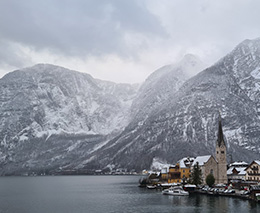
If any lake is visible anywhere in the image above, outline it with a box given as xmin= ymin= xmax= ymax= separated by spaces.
xmin=0 ymin=175 xmax=259 ymax=213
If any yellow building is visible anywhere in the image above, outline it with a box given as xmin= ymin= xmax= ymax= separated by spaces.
xmin=160 ymin=157 xmax=194 ymax=184
xmin=178 ymin=157 xmax=194 ymax=182
xmin=180 ymin=167 xmax=190 ymax=180
xmin=168 ymin=164 xmax=181 ymax=183
xmin=160 ymin=167 xmax=169 ymax=181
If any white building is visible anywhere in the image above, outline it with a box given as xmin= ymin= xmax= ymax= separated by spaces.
xmin=245 ymin=160 xmax=260 ymax=182
xmin=227 ymin=161 xmax=248 ymax=182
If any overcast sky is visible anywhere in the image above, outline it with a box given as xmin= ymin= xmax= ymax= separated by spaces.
xmin=0 ymin=0 xmax=260 ymax=83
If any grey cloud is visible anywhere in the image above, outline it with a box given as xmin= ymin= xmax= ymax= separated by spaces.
xmin=0 ymin=0 xmax=166 ymax=58
xmin=0 ymin=40 xmax=31 ymax=68
xmin=1 ymin=0 xmax=260 ymax=83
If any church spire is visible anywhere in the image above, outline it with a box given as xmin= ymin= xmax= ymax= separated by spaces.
xmin=215 ymin=111 xmax=227 ymax=184
xmin=217 ymin=112 xmax=225 ymax=147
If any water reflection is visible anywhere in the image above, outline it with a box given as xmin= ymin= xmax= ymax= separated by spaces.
xmin=0 ymin=176 xmax=259 ymax=213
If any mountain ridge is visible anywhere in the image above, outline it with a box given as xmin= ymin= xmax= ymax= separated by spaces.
xmin=0 ymin=64 xmax=139 ymax=175
xmin=82 ymin=38 xmax=260 ymax=171
xmin=1 ymin=38 xmax=260 ymax=175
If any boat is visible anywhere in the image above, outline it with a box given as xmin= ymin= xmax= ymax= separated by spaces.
xmin=159 ymin=182 xmax=179 ymax=189
xmin=162 ymin=186 xmax=189 ymax=196
xmin=146 ymin=185 xmax=157 ymax=189
xmin=183 ymin=184 xmax=196 ymax=193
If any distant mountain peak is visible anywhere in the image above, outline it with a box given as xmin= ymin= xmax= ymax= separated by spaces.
xmin=180 ymin=54 xmax=202 ymax=64
xmin=232 ymin=37 xmax=260 ymax=56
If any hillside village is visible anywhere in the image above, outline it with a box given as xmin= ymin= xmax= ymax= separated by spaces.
xmin=143 ymin=115 xmax=260 ymax=188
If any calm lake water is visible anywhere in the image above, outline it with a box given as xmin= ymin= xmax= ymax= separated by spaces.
xmin=0 ymin=175 xmax=259 ymax=213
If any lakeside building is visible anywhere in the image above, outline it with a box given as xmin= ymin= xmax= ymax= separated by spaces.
xmin=191 ymin=155 xmax=218 ymax=184
xmin=168 ymin=164 xmax=181 ymax=183
xmin=227 ymin=161 xmax=248 ymax=182
xmin=160 ymin=157 xmax=194 ymax=184
xmin=215 ymin=115 xmax=228 ymax=184
xmin=245 ymin=160 xmax=260 ymax=182
xmin=178 ymin=157 xmax=195 ymax=182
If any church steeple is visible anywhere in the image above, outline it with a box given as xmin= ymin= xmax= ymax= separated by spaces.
xmin=217 ymin=113 xmax=225 ymax=147
xmin=215 ymin=111 xmax=227 ymax=184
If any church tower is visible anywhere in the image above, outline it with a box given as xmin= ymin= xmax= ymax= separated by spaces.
xmin=215 ymin=114 xmax=228 ymax=184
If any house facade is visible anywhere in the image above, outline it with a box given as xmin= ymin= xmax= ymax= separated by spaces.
xmin=245 ymin=160 xmax=260 ymax=182
xmin=160 ymin=157 xmax=194 ymax=184
xmin=168 ymin=164 xmax=181 ymax=183
xmin=178 ymin=157 xmax=194 ymax=182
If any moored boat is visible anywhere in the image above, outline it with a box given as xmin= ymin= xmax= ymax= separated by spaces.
xmin=146 ymin=185 xmax=157 ymax=189
xmin=162 ymin=186 xmax=189 ymax=196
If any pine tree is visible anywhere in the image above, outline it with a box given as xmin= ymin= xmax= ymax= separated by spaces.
xmin=206 ymin=173 xmax=215 ymax=187
xmin=191 ymin=162 xmax=202 ymax=185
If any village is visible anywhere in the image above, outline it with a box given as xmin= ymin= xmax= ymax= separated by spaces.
xmin=139 ymin=116 xmax=260 ymax=202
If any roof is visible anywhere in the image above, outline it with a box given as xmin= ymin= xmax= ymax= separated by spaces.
xmin=227 ymin=166 xmax=247 ymax=175
xmin=245 ymin=160 xmax=260 ymax=171
xmin=216 ymin=114 xmax=225 ymax=147
xmin=192 ymin=155 xmax=212 ymax=166
xmin=230 ymin=161 xmax=248 ymax=167
xmin=255 ymin=160 xmax=260 ymax=165
xmin=178 ymin=157 xmax=195 ymax=168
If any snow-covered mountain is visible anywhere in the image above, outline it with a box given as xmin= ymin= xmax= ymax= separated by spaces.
xmin=83 ymin=38 xmax=260 ymax=172
xmin=1 ymin=38 xmax=260 ymax=175
xmin=0 ymin=64 xmax=138 ymax=175
xmin=130 ymin=54 xmax=206 ymax=121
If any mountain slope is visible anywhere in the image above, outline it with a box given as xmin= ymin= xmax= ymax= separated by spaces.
xmin=84 ymin=38 xmax=260 ymax=171
xmin=130 ymin=54 xmax=206 ymax=121
xmin=0 ymin=64 xmax=138 ymax=175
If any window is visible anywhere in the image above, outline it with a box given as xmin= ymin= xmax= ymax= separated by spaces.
xmin=221 ymin=151 xmax=224 ymax=154
xmin=183 ymin=170 xmax=185 ymax=173
xmin=210 ymin=169 xmax=213 ymax=174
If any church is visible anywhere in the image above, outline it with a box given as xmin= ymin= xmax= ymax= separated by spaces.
xmin=192 ymin=115 xmax=228 ymax=184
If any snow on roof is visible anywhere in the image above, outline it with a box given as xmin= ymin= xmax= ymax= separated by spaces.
xmin=178 ymin=157 xmax=195 ymax=168
xmin=161 ymin=168 xmax=168 ymax=174
xmin=227 ymin=166 xmax=247 ymax=175
xmin=255 ymin=160 xmax=260 ymax=165
xmin=192 ymin=155 xmax=212 ymax=166
xmin=179 ymin=160 xmax=186 ymax=168
xmin=230 ymin=161 xmax=248 ymax=166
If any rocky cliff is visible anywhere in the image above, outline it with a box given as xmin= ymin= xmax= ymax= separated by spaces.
xmin=83 ymin=38 xmax=260 ymax=171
